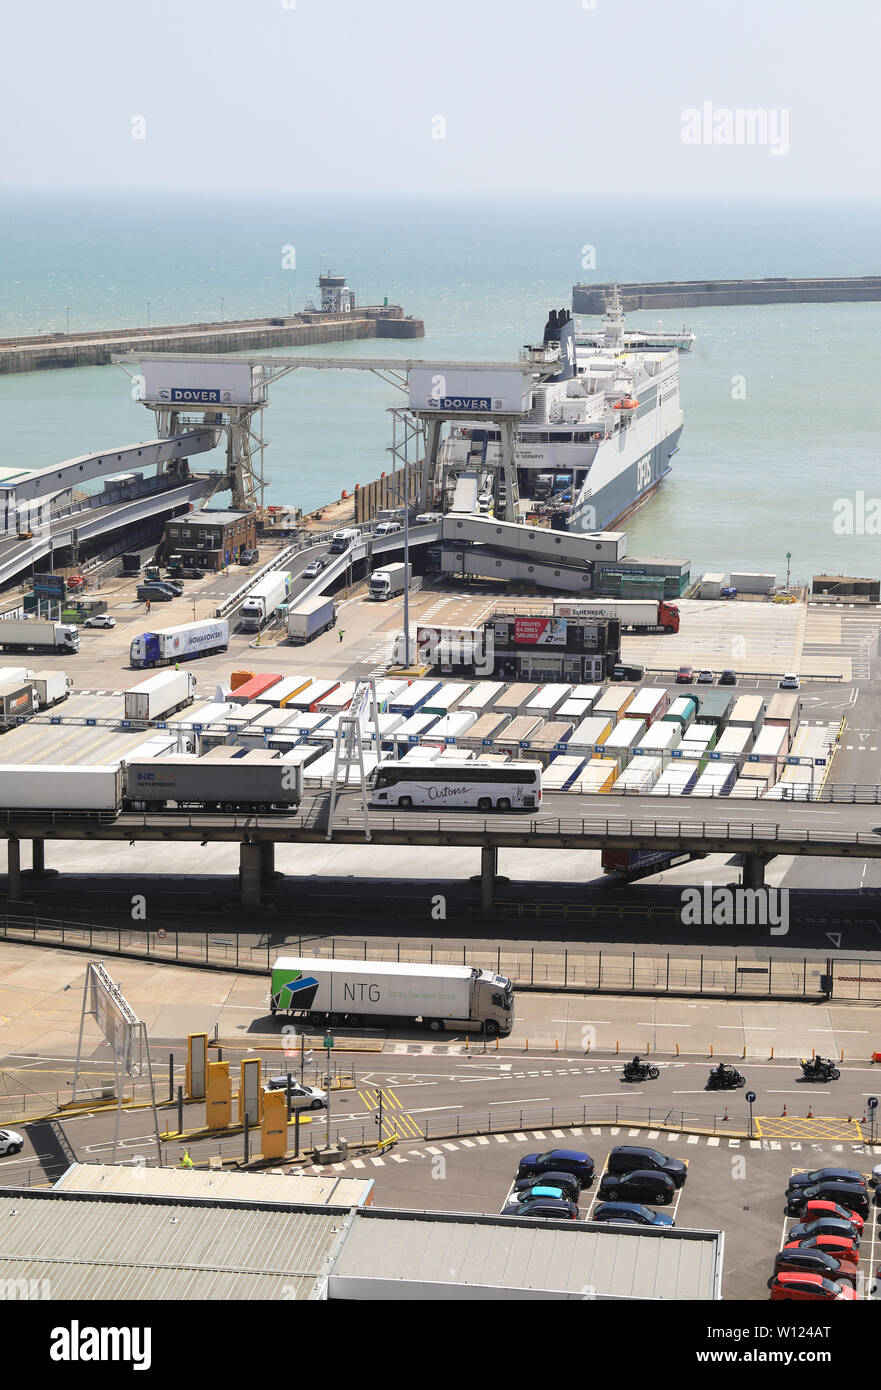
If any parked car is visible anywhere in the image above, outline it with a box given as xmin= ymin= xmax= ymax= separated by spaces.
xmin=240 ymin=549 xmax=260 ymax=566
xmin=771 ymin=1247 xmax=857 ymax=1287
xmin=83 ymin=614 xmax=116 ymax=629
xmin=783 ymin=1234 xmax=859 ymax=1267
xmin=719 ymin=670 xmax=737 ymax=685
xmin=511 ymin=1185 xmax=571 ymax=1207
xmin=787 ymin=1182 xmax=870 ymax=1220
xmin=789 ymin=1216 xmax=863 ymax=1246
xmin=801 ymin=1199 xmax=864 ymax=1234
xmin=769 ymin=1271 xmax=856 ymax=1301
xmin=604 ymin=1147 xmax=687 ymax=1188
xmin=500 ymin=1198 xmax=580 ymax=1220
xmin=517 ymin=1149 xmax=595 ymax=1187
xmin=697 ymin=669 xmax=715 ymax=684
xmin=786 ymin=1168 xmax=867 ymax=1194
xmin=303 ymin=557 xmax=328 ymax=578
xmin=591 ymin=1202 xmax=674 ymax=1228
xmin=136 ymin=584 xmax=174 ymax=602
xmin=264 ymin=1078 xmax=326 ymax=1109
xmin=513 ymin=1170 xmax=581 ymax=1203
xmin=597 ymin=1169 xmax=676 ymax=1205
xmin=675 ymin=666 xmax=694 ymax=684
xmin=0 ymin=1128 xmax=24 ymax=1156
xmin=162 ymin=580 xmax=184 ymax=596
xmin=779 ymin=673 xmax=801 ymax=690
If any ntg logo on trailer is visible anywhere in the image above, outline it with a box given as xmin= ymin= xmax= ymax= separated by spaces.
xmin=272 ymin=969 xmax=320 ymax=1011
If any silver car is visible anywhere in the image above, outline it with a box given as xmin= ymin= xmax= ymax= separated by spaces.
xmin=0 ymin=1128 xmax=24 ymax=1156
xmin=265 ymin=1078 xmax=326 ymax=1109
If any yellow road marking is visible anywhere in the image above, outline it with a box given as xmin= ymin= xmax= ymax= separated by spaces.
xmin=755 ymin=1115 xmax=865 ymax=1141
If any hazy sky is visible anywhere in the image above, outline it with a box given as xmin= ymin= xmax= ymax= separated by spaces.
xmin=2 ymin=0 xmax=879 ymax=196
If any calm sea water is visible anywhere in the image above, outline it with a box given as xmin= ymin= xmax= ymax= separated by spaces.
xmin=2 ymin=192 xmax=880 ymax=582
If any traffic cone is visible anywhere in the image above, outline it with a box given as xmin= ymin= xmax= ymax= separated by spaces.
xmin=722 ymin=1107 xmax=729 ymax=1122
xmin=806 ymin=1106 xmax=813 ymax=1119
xmin=782 ymin=1103 xmax=787 ymax=1116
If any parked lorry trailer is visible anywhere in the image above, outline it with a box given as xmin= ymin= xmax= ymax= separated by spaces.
xmin=130 ymin=620 xmax=229 ymax=668
xmin=269 ymin=956 xmax=514 ymax=1036
xmin=239 ymin=571 xmax=291 ymax=632
xmin=553 ymin=599 xmax=680 ymax=633
xmin=287 ymin=595 xmax=338 ymax=644
xmin=124 ymin=669 xmax=196 ymax=722
xmin=0 ymin=619 xmax=79 ymax=653
xmin=0 ymin=765 xmax=122 ymax=812
xmin=122 ymin=754 xmax=302 ymax=811
xmin=368 ymin=562 xmax=411 ymax=601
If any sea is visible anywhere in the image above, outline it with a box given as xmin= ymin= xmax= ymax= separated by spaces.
xmin=2 ymin=190 xmax=880 ymax=583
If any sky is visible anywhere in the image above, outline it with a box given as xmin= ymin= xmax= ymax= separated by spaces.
xmin=1 ymin=0 xmax=879 ymax=197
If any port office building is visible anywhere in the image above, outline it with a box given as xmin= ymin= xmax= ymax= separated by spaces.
xmin=163 ymin=507 xmax=257 ymax=570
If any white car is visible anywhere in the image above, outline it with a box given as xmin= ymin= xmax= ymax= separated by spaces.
xmin=0 ymin=1128 xmax=24 ymax=1156
xmin=265 ymin=1078 xmax=326 ymax=1109
xmin=84 ymin=614 xmax=116 ymax=629
xmin=779 ymin=673 xmax=801 ymax=690
xmin=303 ymin=558 xmax=328 ymax=578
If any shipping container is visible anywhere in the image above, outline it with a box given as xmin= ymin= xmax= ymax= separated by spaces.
xmin=571 ymin=758 xmax=618 ymax=793
xmin=458 ymin=680 xmax=506 ymax=713
xmin=680 ymin=724 xmax=717 ymax=753
xmin=557 ymin=697 xmax=595 ymax=722
xmin=625 ymin=687 xmax=670 ymax=726
xmin=302 ymin=749 xmax=379 ymax=782
xmin=526 ymin=684 xmax=573 ymax=718
xmin=530 ymin=721 xmax=575 ymax=758
xmin=740 ymin=760 xmax=777 ymax=785
xmin=228 ymin=673 xmax=284 ymax=705
xmin=122 ymin=754 xmax=302 ymax=810
xmin=391 ymin=711 xmax=441 ymax=745
xmin=662 ymin=696 xmax=697 ymax=730
xmin=372 ymin=678 xmax=410 ymax=709
xmin=728 ymin=777 xmax=766 ymax=799
xmin=728 ymin=695 xmax=765 ymax=740
xmin=317 ymin=681 xmax=357 ymax=713
xmin=712 ymin=724 xmax=752 ymax=769
xmin=434 ymin=745 xmax=476 ymax=761
xmin=287 ymin=711 xmax=331 ymax=737
xmin=694 ymin=692 xmax=733 ymax=731
xmin=568 ymin=683 xmax=602 ymax=705
xmin=593 ymin=685 xmax=635 ymax=720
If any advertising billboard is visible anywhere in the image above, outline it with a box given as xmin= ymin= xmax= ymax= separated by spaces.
xmin=140 ymin=358 xmax=259 ymax=407
xmin=513 ymin=616 xmax=567 ymax=646
xmin=408 ymin=367 xmax=530 ymax=415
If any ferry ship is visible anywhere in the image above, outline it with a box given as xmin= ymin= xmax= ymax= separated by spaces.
xmin=435 ymin=288 xmax=687 ymax=533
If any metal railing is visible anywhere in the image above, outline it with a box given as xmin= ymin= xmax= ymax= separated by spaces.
xmin=3 ymin=918 xmax=875 ymax=1001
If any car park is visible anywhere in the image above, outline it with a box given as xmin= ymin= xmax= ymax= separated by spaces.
xmin=264 ymin=1078 xmax=326 ymax=1109
xmin=674 ymin=666 xmax=693 ymax=684
xmin=787 ymin=1182 xmax=870 ymax=1220
xmin=513 ymin=1171 xmax=581 ymax=1203
xmin=769 ymin=1271 xmax=856 ymax=1301
xmin=597 ymin=1169 xmax=676 ymax=1205
xmin=517 ymin=1149 xmax=594 ymax=1186
xmin=783 ymin=1234 xmax=859 ymax=1267
xmin=500 ymin=1198 xmax=580 ymax=1220
xmin=0 ymin=1128 xmax=24 ymax=1156
xmin=604 ymin=1146 xmax=687 ymax=1188
xmin=771 ymin=1247 xmax=858 ymax=1287
xmin=591 ymin=1202 xmax=674 ymax=1228
xmin=83 ymin=614 xmax=116 ymax=628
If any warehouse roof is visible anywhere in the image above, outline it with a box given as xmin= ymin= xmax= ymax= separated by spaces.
xmin=52 ymin=1162 xmax=374 ymax=1208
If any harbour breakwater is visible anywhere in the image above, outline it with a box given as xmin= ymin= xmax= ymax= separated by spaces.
xmin=572 ymin=276 xmax=881 ymax=314
xmin=0 ymin=307 xmax=424 ymax=375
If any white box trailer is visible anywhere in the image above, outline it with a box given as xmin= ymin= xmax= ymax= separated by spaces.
xmin=29 ymin=670 xmax=72 ymax=708
xmin=526 ymin=684 xmax=573 ymax=718
xmin=0 ymin=765 xmax=122 ymax=812
xmin=458 ymin=680 xmax=506 ymax=713
xmin=124 ymin=669 xmax=196 ymax=722
xmin=269 ymin=956 xmax=514 ymax=1036
xmin=423 ymin=710 xmax=478 ymax=743
xmin=129 ymin=619 xmax=229 ymax=668
xmin=0 ymin=619 xmax=79 ymax=654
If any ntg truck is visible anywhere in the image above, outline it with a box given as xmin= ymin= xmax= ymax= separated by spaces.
xmin=269 ymin=957 xmax=514 ymax=1037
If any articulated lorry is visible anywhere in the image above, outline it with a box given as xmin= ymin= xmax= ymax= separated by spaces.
xmin=369 ymin=562 xmax=411 ymax=601
xmin=239 ymin=571 xmax=291 ymax=632
xmin=130 ymin=620 xmax=229 ymax=669
xmin=553 ymin=599 xmax=680 ymax=633
xmin=0 ymin=619 xmax=79 ymax=653
xmin=601 ymin=847 xmax=707 ymax=880
xmin=287 ymin=595 xmax=338 ymax=644
xmin=124 ymin=669 xmax=196 ymax=722
xmin=269 ymin=956 xmax=514 ymax=1036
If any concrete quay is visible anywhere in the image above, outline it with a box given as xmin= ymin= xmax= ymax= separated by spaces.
xmin=572 ymin=276 xmax=881 ymax=314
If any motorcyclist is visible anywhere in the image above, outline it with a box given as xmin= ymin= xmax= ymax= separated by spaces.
xmin=715 ymin=1062 xmax=729 ymax=1079
xmin=625 ymin=1055 xmax=643 ymax=1076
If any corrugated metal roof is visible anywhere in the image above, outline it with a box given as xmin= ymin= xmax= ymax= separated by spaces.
xmin=0 ymin=1191 xmax=351 ymax=1301
xmin=328 ymin=1212 xmax=721 ymax=1300
xmin=53 ymin=1163 xmax=372 ymax=1208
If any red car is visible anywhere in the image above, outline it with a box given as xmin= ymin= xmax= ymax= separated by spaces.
xmin=770 ymin=1271 xmax=856 ymax=1301
xmin=802 ymin=1199 xmax=864 ymax=1235
xmin=675 ymin=666 xmax=694 ymax=684
xmin=784 ymin=1235 xmax=859 ymax=1267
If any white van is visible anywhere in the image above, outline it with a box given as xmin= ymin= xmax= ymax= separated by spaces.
xmin=374 ymin=520 xmax=403 ymax=537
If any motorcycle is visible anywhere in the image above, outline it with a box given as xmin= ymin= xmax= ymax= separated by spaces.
xmin=705 ymin=1068 xmax=746 ymax=1091
xmin=621 ymin=1062 xmax=660 ymax=1082
xmin=800 ymin=1058 xmax=841 ymax=1082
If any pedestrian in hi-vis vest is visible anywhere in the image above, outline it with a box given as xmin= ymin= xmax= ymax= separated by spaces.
xmin=338 ymin=627 xmax=344 ymax=644
xmin=180 ymin=1149 xmax=194 ymax=1169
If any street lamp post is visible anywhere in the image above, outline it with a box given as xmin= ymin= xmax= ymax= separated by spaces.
xmin=220 ymin=297 xmax=225 ymax=325
xmin=64 ymin=306 xmax=70 ymax=335
xmin=403 ymin=437 xmax=411 ymax=666
xmin=146 ymin=301 xmax=151 ymax=329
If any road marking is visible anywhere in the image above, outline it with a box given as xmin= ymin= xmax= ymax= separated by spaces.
xmin=687 ymin=1136 xmax=700 ymax=1144
xmin=490 ymin=1097 xmax=549 ymax=1106
xmin=475 ymin=1136 xmax=490 ymax=1146
xmin=495 ymin=1135 xmax=509 ymax=1143
xmin=369 ymin=1157 xmax=385 ymax=1167
xmin=460 ymin=1139 xmax=476 ymax=1147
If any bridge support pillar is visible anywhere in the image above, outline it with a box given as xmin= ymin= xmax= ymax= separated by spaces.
xmin=480 ymin=845 xmax=498 ymax=915
xmin=6 ymin=839 xmax=21 ymax=902
xmin=239 ymin=842 xmax=263 ymax=908
xmin=260 ymin=841 xmax=282 ymax=880
xmin=742 ymin=854 xmax=767 ymax=890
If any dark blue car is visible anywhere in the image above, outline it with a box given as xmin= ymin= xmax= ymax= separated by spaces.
xmin=591 ymin=1202 xmax=674 ymax=1228
xmin=517 ymin=1149 xmax=595 ymax=1186
xmin=597 ymin=1169 xmax=676 ymax=1205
